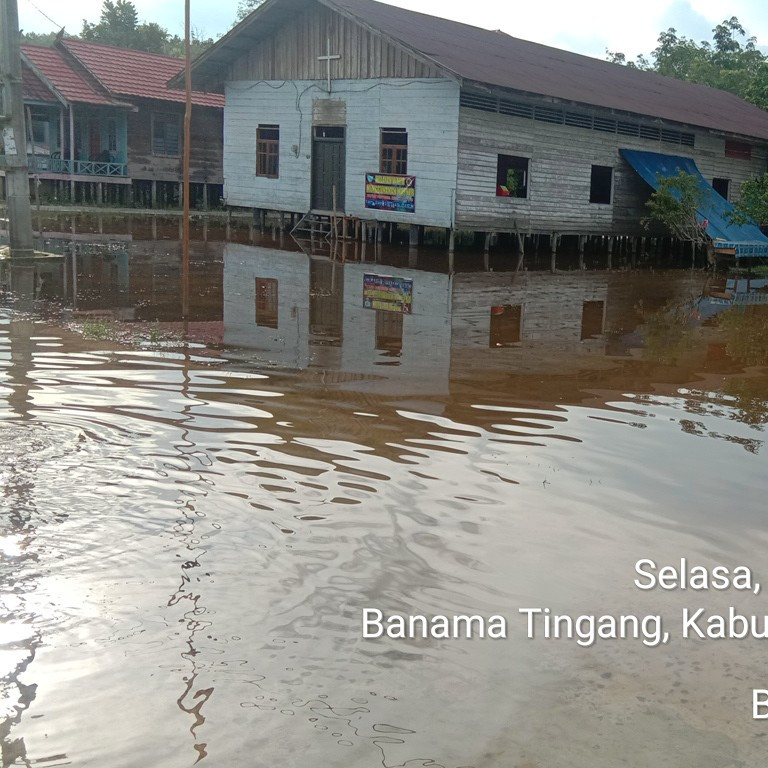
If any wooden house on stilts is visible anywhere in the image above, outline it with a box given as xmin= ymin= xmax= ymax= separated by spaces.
xmin=179 ymin=0 xmax=768 ymax=262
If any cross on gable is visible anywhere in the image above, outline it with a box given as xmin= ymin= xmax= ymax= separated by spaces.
xmin=317 ymin=36 xmax=341 ymax=92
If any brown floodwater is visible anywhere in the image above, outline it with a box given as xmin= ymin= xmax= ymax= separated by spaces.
xmin=1 ymin=216 xmax=768 ymax=767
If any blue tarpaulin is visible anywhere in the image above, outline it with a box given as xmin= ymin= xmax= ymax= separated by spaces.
xmin=620 ymin=148 xmax=768 ymax=258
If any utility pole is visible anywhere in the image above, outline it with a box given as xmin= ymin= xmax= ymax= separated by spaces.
xmin=0 ymin=0 xmax=35 ymax=257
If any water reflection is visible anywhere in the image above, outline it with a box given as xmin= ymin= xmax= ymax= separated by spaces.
xmin=0 ymin=235 xmax=767 ymax=766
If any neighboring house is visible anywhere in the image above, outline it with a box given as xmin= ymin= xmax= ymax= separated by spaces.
xmin=182 ymin=0 xmax=768 ymax=249
xmin=2 ymin=37 xmax=224 ymax=208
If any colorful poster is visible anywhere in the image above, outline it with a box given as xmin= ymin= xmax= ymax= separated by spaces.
xmin=364 ymin=173 xmax=416 ymax=213
xmin=363 ymin=273 xmax=413 ymax=314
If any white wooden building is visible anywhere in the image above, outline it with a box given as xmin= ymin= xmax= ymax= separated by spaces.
xmin=183 ymin=0 xmax=768 ymax=243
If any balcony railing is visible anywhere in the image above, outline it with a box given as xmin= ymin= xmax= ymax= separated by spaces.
xmin=27 ymin=155 xmax=127 ymax=177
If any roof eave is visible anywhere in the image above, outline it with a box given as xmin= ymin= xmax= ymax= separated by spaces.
xmin=20 ymin=53 xmax=69 ymax=107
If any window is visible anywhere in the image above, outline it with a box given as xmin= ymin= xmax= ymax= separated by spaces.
xmin=152 ymin=112 xmax=180 ymax=156
xmin=489 ymin=305 xmax=522 ymax=347
xmin=256 ymin=125 xmax=279 ymax=178
xmin=255 ymin=278 xmax=278 ymax=328
xmin=380 ymin=128 xmax=408 ymax=175
xmin=107 ymin=119 xmax=117 ymax=153
xmin=581 ymin=301 xmax=605 ymax=340
xmin=725 ymin=140 xmax=751 ymax=160
xmin=712 ymin=178 xmax=730 ymax=200
xmin=590 ymin=165 xmax=612 ymax=204
xmin=496 ymin=155 xmax=528 ymax=198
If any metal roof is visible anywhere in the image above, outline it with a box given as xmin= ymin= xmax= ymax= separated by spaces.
xmin=21 ymin=44 xmax=117 ymax=106
xmin=21 ymin=62 xmax=58 ymax=104
xmin=59 ymin=38 xmax=225 ymax=109
xmin=186 ymin=0 xmax=768 ymax=141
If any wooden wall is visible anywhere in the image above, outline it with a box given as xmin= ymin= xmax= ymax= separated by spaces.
xmin=228 ymin=2 xmax=442 ymax=82
xmin=455 ymin=100 xmax=768 ymax=235
xmin=224 ymin=78 xmax=459 ymax=227
xmin=127 ymin=100 xmax=223 ymax=184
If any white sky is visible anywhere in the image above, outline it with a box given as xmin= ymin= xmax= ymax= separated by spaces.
xmin=18 ymin=0 xmax=768 ymax=59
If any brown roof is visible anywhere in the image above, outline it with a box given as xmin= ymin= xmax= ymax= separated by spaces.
xmin=21 ymin=44 xmax=117 ymax=106
xmin=60 ymin=38 xmax=225 ymax=109
xmin=188 ymin=0 xmax=768 ymax=141
xmin=328 ymin=0 xmax=768 ymax=141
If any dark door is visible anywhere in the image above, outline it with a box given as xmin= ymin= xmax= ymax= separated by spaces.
xmin=311 ymin=126 xmax=345 ymax=211
xmin=89 ymin=120 xmax=102 ymax=160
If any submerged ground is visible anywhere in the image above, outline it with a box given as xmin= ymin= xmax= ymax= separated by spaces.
xmin=1 ymin=214 xmax=768 ymax=767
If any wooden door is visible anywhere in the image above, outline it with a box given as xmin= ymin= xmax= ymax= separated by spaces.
xmin=311 ymin=127 xmax=345 ymax=211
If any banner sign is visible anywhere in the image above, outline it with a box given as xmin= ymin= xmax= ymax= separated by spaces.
xmin=363 ymin=273 xmax=413 ymax=314
xmin=364 ymin=173 xmax=416 ymax=213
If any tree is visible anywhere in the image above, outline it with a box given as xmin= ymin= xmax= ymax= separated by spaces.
xmin=79 ymin=0 xmax=214 ymax=58
xmin=606 ymin=17 xmax=767 ymax=107
xmin=20 ymin=31 xmax=58 ymax=46
xmin=729 ymin=173 xmax=768 ymax=228
xmin=644 ymin=170 xmax=709 ymax=245
xmin=236 ymin=0 xmax=266 ymax=22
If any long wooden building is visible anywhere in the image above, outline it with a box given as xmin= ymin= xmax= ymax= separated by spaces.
xmin=182 ymin=0 xmax=768 ymax=249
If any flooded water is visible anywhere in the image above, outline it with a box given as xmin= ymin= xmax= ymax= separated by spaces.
xmin=2 ymin=216 xmax=768 ymax=767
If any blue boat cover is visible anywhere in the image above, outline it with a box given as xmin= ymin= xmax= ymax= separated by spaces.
xmin=620 ymin=148 xmax=768 ymax=257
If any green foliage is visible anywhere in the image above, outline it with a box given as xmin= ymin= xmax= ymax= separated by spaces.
xmin=645 ymin=170 xmax=709 ymax=244
xmin=719 ymin=307 xmax=768 ymax=367
xmin=20 ymin=31 xmax=57 ymax=46
xmin=729 ymin=173 xmax=768 ymax=227
xmin=606 ymin=17 xmax=767 ymax=107
xmin=80 ymin=0 xmax=215 ymax=57
xmin=236 ymin=0 xmax=266 ymax=22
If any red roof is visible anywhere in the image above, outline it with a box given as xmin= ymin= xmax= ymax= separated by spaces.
xmin=21 ymin=62 xmax=57 ymax=104
xmin=21 ymin=44 xmax=116 ymax=106
xmin=60 ymin=38 xmax=225 ymax=108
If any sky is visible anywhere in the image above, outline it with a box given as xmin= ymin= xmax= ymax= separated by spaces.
xmin=18 ymin=0 xmax=768 ymax=59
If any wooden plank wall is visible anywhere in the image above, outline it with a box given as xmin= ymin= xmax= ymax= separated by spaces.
xmin=224 ymin=78 xmax=459 ymax=226
xmin=127 ymin=100 xmax=223 ymax=183
xmin=228 ymin=2 xmax=442 ymax=81
xmin=455 ymin=103 xmax=768 ymax=235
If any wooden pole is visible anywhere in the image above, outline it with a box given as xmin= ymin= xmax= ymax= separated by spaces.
xmin=0 ymin=0 xmax=34 ymax=256
xmin=182 ymin=0 xmax=192 ymax=321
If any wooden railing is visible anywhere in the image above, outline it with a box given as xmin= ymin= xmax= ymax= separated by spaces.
xmin=27 ymin=155 xmax=127 ymax=177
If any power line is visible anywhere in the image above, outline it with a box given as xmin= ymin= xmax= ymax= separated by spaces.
xmin=22 ymin=0 xmax=63 ymax=32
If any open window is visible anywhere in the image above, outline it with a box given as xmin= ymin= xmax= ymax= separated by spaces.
xmin=255 ymin=277 xmax=278 ymax=328
xmin=256 ymin=125 xmax=279 ymax=178
xmin=380 ymin=128 xmax=408 ymax=175
xmin=152 ymin=112 xmax=180 ymax=156
xmin=712 ymin=177 xmax=730 ymax=200
xmin=496 ymin=155 xmax=528 ymax=198
xmin=589 ymin=165 xmax=612 ymax=204
xmin=724 ymin=140 xmax=751 ymax=160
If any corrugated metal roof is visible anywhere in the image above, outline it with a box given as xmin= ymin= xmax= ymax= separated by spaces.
xmin=60 ymin=38 xmax=225 ymax=109
xmin=21 ymin=44 xmax=116 ymax=106
xmin=620 ymin=149 xmax=768 ymax=252
xmin=325 ymin=0 xmax=768 ymax=140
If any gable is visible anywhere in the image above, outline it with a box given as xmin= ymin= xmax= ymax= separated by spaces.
xmin=228 ymin=1 xmax=443 ymax=82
